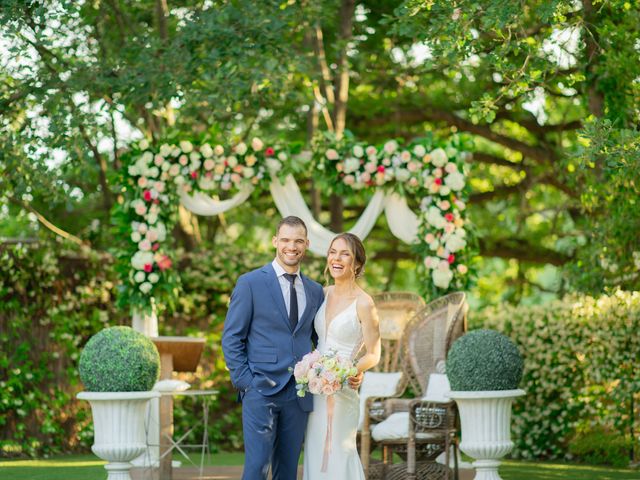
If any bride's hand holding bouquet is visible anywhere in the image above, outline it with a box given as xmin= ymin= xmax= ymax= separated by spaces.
xmin=292 ymin=349 xmax=357 ymax=397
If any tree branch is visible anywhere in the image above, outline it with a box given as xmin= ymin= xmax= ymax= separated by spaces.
xmin=332 ymin=0 xmax=356 ymax=139
xmin=312 ymin=24 xmax=335 ymax=105
xmin=479 ymin=237 xmax=572 ymax=265
xmin=8 ymin=197 xmax=88 ymax=247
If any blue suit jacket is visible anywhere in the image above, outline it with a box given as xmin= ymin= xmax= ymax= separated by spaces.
xmin=221 ymin=263 xmax=324 ymax=411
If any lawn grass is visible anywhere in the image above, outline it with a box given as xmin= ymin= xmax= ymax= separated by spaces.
xmin=1 ymin=453 xmax=639 ymax=480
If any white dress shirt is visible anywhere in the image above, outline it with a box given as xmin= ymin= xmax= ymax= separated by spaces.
xmin=271 ymin=259 xmax=307 ymax=322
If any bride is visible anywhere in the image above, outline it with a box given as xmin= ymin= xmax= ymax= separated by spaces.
xmin=303 ymin=233 xmax=381 ymax=479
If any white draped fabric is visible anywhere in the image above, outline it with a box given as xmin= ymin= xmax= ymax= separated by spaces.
xmin=180 ymin=174 xmax=420 ymax=256
xmin=179 ymin=186 xmax=253 ymax=216
xmin=383 ymin=193 xmax=419 ymax=244
xmin=269 ymin=175 xmax=387 ymax=255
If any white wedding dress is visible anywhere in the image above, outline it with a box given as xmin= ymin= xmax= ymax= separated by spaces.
xmin=303 ymin=294 xmax=365 ymax=480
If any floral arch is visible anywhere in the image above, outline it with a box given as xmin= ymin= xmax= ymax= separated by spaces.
xmin=115 ymin=134 xmax=473 ymax=321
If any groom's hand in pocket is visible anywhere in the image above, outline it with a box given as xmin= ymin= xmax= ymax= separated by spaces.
xmin=348 ymin=371 xmax=364 ymax=390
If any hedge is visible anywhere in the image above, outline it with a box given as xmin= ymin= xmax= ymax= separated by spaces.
xmin=474 ymin=290 xmax=640 ymax=460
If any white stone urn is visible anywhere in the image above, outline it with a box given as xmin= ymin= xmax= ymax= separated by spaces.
xmin=448 ymin=389 xmax=525 ymax=480
xmin=78 ymin=391 xmax=160 ymax=480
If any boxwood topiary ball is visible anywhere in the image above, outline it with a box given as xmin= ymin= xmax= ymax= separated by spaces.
xmin=446 ymin=329 xmax=523 ymax=391
xmin=79 ymin=326 xmax=160 ymax=392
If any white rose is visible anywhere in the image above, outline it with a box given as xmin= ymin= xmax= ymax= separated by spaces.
xmin=365 ymin=146 xmax=377 ymax=157
xmin=279 ymin=151 xmax=291 ymax=161
xmin=134 ymin=271 xmax=146 ymax=283
xmin=148 ymin=273 xmax=160 ymax=284
xmin=445 ymin=171 xmax=465 ymax=191
xmin=139 ymin=282 xmax=153 ymax=294
xmin=432 ymin=266 xmax=453 ymax=289
xmin=395 ymin=168 xmax=410 ymax=182
xmin=138 ymin=139 xmax=150 ymax=150
xmin=383 ymin=140 xmax=398 ymax=154
xmin=214 ymin=144 xmax=225 ymax=156
xmin=169 ymin=164 xmax=180 ymax=176
xmin=139 ymin=239 xmax=152 ymax=251
xmin=235 ymin=142 xmax=248 ymax=155
xmin=155 ymin=222 xmax=167 ymax=242
xmin=204 ymin=159 xmax=215 ymax=171
xmin=325 ymin=148 xmax=339 ymax=161
xmin=128 ymin=165 xmax=139 ymax=176
xmin=445 ymin=234 xmax=467 ymax=253
xmin=198 ymin=177 xmax=215 ymax=191
xmin=251 ymin=137 xmax=264 ymax=151
xmin=146 ymin=228 xmax=158 ymax=242
xmin=147 ymin=212 xmax=158 ymax=225
xmin=265 ymin=158 xmax=282 ymax=172
xmin=200 ymin=144 xmax=213 ymax=158
xmin=243 ymin=167 xmax=255 ymax=178
xmin=353 ymin=145 xmax=364 ymax=158
xmin=227 ymin=156 xmax=238 ymax=168
xmin=430 ymin=148 xmax=448 ymax=167
xmin=131 ymin=251 xmax=154 ymax=270
xmin=413 ymin=145 xmax=426 ymax=157
xmin=439 ymin=186 xmax=451 ymax=196
xmin=445 ymin=162 xmax=457 ymax=173
xmin=171 ymin=146 xmax=181 ymax=157
xmin=132 ymin=200 xmax=147 ymax=216
xmin=131 ymin=231 xmax=142 ymax=243
xmin=457 ymin=264 xmax=468 ymax=274
xmin=179 ymin=140 xmax=193 ymax=153
xmin=174 ymin=175 xmax=185 ymax=185
xmin=159 ymin=144 xmax=172 ymax=157
xmin=427 ymin=206 xmax=447 ymax=229
xmin=344 ymin=157 xmax=360 ymax=174
xmin=140 ymin=151 xmax=154 ymax=165
xmin=147 ymin=167 xmax=159 ymax=178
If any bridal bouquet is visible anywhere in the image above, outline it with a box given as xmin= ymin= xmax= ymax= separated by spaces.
xmin=292 ymin=349 xmax=358 ymax=397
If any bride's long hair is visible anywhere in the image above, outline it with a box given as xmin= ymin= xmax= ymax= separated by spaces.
xmin=323 ymin=233 xmax=367 ymax=285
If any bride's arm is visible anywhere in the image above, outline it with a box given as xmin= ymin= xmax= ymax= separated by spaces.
xmin=353 ymin=295 xmax=382 ymax=375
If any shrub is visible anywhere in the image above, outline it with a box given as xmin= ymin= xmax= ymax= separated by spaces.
xmin=569 ymin=427 xmax=632 ymax=468
xmin=446 ymin=329 xmax=524 ymax=391
xmin=79 ymin=326 xmax=160 ymax=392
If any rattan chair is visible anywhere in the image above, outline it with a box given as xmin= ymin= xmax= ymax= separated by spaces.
xmin=372 ymin=292 xmax=426 ymax=373
xmin=361 ymin=292 xmax=467 ymax=480
xmin=356 ymin=293 xmax=425 ymax=446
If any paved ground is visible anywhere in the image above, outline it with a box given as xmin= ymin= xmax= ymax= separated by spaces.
xmin=131 ymin=465 xmax=476 ymax=480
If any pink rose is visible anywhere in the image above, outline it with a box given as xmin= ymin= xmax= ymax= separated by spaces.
xmin=308 ymin=378 xmax=323 ymax=394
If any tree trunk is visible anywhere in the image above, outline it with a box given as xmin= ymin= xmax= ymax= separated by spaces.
xmin=332 ymin=0 xmax=356 ymax=140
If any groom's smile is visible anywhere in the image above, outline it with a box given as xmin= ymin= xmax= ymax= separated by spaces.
xmin=272 ymin=223 xmax=309 ymax=273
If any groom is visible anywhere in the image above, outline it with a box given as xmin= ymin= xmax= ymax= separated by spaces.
xmin=222 ymin=216 xmax=325 ymax=479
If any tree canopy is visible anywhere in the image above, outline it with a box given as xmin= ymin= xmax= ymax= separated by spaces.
xmin=1 ymin=0 xmax=639 ymax=306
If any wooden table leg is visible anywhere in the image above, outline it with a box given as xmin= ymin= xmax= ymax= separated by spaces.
xmin=159 ymin=353 xmax=173 ymax=480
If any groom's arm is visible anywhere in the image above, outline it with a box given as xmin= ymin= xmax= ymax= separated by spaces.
xmin=221 ymin=275 xmax=254 ymax=392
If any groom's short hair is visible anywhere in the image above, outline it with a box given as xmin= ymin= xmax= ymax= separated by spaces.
xmin=276 ymin=216 xmax=308 ymax=236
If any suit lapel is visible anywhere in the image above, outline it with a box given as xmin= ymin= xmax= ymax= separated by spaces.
xmin=262 ymin=265 xmax=290 ymax=329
